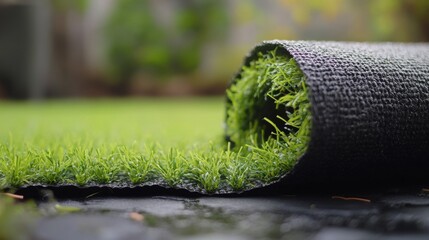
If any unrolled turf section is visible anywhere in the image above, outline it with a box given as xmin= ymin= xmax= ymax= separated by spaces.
xmin=0 ymin=93 xmax=303 ymax=194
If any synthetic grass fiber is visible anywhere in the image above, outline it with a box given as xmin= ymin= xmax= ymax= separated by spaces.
xmin=226 ymin=40 xmax=429 ymax=189
xmin=0 ymin=98 xmax=294 ymax=194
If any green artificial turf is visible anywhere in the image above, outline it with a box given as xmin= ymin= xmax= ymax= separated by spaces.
xmin=0 ymin=50 xmax=311 ymax=194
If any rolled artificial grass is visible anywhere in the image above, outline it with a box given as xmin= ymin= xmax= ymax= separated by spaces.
xmin=1 ymin=41 xmax=429 ymax=194
xmin=226 ymin=40 xmax=429 ymax=189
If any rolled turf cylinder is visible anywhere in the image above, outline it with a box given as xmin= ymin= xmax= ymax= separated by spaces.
xmin=226 ymin=40 xmax=429 ymax=190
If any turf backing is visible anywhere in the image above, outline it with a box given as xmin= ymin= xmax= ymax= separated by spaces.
xmin=228 ymin=40 xmax=429 ymax=190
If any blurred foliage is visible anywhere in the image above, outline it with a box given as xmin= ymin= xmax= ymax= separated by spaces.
xmin=278 ymin=0 xmax=429 ymax=41
xmin=104 ymin=0 xmax=228 ymax=85
xmin=279 ymin=0 xmax=345 ymax=24
xmin=368 ymin=0 xmax=429 ymax=41
xmin=102 ymin=0 xmax=429 ymax=91
xmin=50 ymin=0 xmax=88 ymax=12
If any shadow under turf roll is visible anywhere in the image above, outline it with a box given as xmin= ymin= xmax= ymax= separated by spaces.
xmin=226 ymin=40 xmax=429 ymax=190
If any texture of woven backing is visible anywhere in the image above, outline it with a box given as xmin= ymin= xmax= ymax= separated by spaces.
xmin=231 ymin=41 xmax=429 ymax=190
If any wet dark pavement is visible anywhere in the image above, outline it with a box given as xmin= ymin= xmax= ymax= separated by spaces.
xmin=30 ymin=191 xmax=429 ymax=240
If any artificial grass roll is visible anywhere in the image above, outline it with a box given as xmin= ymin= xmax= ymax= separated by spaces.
xmin=226 ymin=40 xmax=429 ymax=189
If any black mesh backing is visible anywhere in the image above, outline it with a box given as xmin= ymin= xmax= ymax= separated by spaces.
xmin=228 ymin=40 xmax=429 ymax=190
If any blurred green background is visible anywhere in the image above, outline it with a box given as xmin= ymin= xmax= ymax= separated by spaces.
xmin=0 ymin=0 xmax=428 ymax=99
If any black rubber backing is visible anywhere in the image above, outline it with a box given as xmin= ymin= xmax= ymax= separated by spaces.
xmin=228 ymin=40 xmax=429 ymax=191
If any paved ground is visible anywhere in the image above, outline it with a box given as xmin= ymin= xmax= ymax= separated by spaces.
xmin=30 ymin=190 xmax=429 ymax=240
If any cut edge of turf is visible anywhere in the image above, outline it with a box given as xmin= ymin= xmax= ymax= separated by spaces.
xmin=226 ymin=48 xmax=311 ymax=178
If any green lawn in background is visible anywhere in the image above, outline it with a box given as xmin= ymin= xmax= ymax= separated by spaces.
xmin=0 ymin=98 xmax=289 ymax=193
